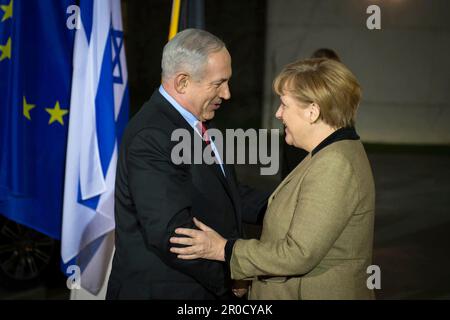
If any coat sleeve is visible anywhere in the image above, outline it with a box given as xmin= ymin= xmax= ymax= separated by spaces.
xmin=127 ymin=127 xmax=229 ymax=296
xmin=229 ymin=151 xmax=360 ymax=280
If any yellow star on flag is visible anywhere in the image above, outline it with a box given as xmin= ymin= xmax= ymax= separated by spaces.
xmin=0 ymin=37 xmax=11 ymax=61
xmin=1 ymin=0 xmax=13 ymax=22
xmin=23 ymin=96 xmax=36 ymax=121
xmin=46 ymin=101 xmax=68 ymax=125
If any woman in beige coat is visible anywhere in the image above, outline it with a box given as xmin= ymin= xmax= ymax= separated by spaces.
xmin=170 ymin=58 xmax=376 ymax=300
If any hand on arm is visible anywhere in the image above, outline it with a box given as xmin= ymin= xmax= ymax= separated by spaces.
xmin=170 ymin=217 xmax=227 ymax=262
xmin=228 ymin=152 xmax=360 ymax=280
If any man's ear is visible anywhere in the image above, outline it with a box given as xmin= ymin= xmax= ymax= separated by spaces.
xmin=174 ymin=73 xmax=190 ymax=94
xmin=309 ymin=103 xmax=321 ymax=123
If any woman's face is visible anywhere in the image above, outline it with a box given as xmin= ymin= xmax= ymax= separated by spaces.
xmin=275 ymin=92 xmax=312 ymax=149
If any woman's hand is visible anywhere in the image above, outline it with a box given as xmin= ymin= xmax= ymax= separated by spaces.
xmin=169 ymin=217 xmax=227 ymax=262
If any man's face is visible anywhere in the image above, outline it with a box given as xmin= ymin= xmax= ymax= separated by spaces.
xmin=185 ymin=48 xmax=232 ymax=121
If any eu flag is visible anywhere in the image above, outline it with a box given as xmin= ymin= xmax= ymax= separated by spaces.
xmin=0 ymin=0 xmax=76 ymax=239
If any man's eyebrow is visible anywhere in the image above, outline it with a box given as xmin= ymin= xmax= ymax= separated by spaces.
xmin=212 ymin=78 xmax=229 ymax=84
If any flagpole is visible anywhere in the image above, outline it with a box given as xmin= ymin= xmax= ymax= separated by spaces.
xmin=168 ymin=0 xmax=181 ymax=41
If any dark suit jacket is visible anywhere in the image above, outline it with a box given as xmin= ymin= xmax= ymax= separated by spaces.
xmin=106 ymin=90 xmax=268 ymax=300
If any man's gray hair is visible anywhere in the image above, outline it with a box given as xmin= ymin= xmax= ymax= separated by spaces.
xmin=161 ymin=29 xmax=226 ymax=81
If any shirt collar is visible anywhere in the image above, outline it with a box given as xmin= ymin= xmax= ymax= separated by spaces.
xmin=159 ymin=85 xmax=199 ymax=129
xmin=311 ymin=127 xmax=360 ymax=156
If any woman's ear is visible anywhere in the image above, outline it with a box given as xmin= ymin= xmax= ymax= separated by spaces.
xmin=309 ymin=102 xmax=321 ymax=124
xmin=174 ymin=73 xmax=189 ymax=94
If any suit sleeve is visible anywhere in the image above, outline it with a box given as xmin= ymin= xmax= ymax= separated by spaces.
xmin=127 ymin=127 xmax=229 ymax=296
xmin=227 ymin=164 xmax=271 ymax=225
xmin=229 ymin=151 xmax=360 ymax=279
xmin=238 ymin=183 xmax=271 ymax=224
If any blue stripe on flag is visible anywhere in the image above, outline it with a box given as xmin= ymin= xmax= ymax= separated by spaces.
xmin=80 ymin=0 xmax=93 ymax=44
xmin=95 ymin=28 xmax=116 ymax=178
xmin=77 ymin=182 xmax=99 ymax=211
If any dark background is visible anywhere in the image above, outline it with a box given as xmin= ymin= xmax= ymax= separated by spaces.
xmin=124 ymin=0 xmax=267 ymax=130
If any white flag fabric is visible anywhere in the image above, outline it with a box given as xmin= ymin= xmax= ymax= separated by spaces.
xmin=61 ymin=0 xmax=128 ymax=297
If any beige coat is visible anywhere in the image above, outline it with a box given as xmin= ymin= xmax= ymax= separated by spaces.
xmin=230 ymin=140 xmax=376 ymax=299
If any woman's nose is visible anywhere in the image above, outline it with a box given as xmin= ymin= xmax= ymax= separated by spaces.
xmin=275 ymin=105 xmax=283 ymax=120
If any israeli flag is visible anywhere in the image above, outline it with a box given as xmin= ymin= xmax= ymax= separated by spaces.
xmin=61 ymin=0 xmax=128 ymax=297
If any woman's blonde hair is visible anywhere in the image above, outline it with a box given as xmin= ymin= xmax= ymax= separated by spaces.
xmin=274 ymin=58 xmax=361 ymax=128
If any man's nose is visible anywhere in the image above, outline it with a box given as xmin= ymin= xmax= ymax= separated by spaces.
xmin=220 ymin=83 xmax=231 ymax=100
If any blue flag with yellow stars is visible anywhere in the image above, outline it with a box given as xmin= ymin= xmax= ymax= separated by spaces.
xmin=0 ymin=0 xmax=76 ymax=239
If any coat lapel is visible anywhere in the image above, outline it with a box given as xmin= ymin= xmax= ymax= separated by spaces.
xmin=268 ymin=153 xmax=312 ymax=206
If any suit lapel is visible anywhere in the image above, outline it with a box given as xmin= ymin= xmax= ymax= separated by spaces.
xmin=222 ymin=163 xmax=242 ymax=233
xmin=207 ymin=125 xmax=242 ymax=232
xmin=153 ymin=90 xmax=240 ymax=228
xmin=205 ymin=138 xmax=240 ymax=214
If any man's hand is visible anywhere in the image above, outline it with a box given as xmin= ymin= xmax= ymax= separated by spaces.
xmin=232 ymin=280 xmax=249 ymax=298
xmin=170 ymin=217 xmax=227 ymax=261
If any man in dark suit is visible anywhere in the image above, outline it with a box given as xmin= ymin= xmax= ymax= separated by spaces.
xmin=106 ymin=29 xmax=268 ymax=299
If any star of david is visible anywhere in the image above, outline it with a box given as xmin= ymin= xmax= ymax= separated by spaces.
xmin=111 ymin=27 xmax=124 ymax=85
